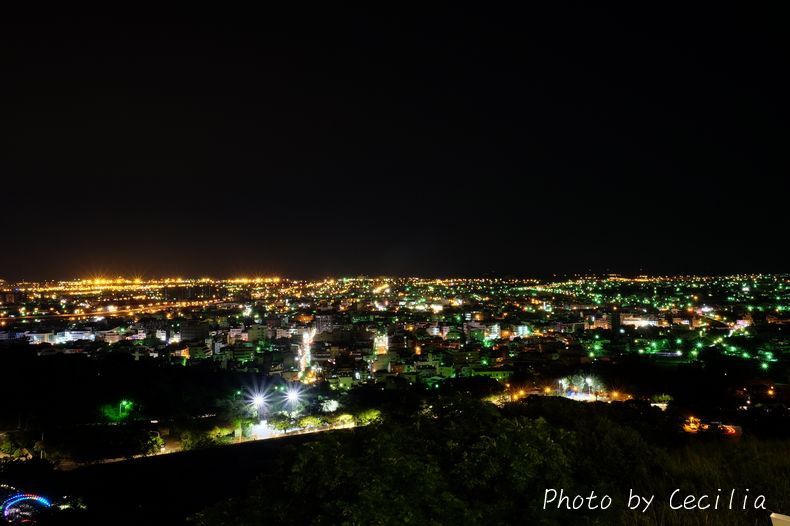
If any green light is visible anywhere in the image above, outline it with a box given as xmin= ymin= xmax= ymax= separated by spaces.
xmin=761 ymin=362 xmax=769 ymax=370
xmin=105 ymin=399 xmax=133 ymax=422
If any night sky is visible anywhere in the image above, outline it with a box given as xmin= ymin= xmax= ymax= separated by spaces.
xmin=1 ymin=6 xmax=787 ymax=280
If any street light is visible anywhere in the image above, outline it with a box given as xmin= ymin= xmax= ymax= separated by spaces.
xmin=284 ymin=386 xmax=303 ymax=414
xmin=250 ymin=393 xmax=268 ymax=420
xmin=119 ymin=399 xmax=131 ymax=420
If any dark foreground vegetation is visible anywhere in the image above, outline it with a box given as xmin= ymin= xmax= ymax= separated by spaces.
xmin=2 ymin=345 xmax=789 ymax=525
xmin=195 ymin=396 xmax=790 ymax=526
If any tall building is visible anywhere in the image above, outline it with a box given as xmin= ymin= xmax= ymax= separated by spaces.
xmin=314 ymin=315 xmax=334 ymax=334
xmin=611 ymin=309 xmax=621 ymax=333
xmin=486 ymin=323 xmax=501 ymax=340
xmin=373 ymin=332 xmax=388 ymax=355
xmin=247 ymin=324 xmax=268 ymax=343
xmin=180 ymin=320 xmax=209 ymax=342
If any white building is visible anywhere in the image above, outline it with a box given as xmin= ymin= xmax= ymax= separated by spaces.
xmin=55 ymin=330 xmax=95 ymax=343
xmin=373 ymin=333 xmax=389 ymax=355
xmin=26 ymin=332 xmax=56 ymax=344
xmin=486 ymin=323 xmax=501 ymax=340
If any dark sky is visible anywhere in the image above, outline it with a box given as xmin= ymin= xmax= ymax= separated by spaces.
xmin=1 ymin=6 xmax=787 ymax=280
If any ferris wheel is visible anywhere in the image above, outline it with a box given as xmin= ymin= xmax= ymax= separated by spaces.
xmin=0 ymin=484 xmax=52 ymax=524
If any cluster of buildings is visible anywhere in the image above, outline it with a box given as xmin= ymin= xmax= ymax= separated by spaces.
xmin=1 ymin=275 xmax=787 ymax=390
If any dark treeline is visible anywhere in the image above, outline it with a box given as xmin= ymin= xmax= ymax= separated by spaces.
xmin=195 ymin=396 xmax=789 ymax=526
xmin=0 ymin=346 xmax=251 ymax=429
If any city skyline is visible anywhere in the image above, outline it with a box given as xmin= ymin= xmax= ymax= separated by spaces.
xmin=0 ymin=272 xmax=786 ymax=285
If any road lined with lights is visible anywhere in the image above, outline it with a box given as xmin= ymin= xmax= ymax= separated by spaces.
xmin=0 ymin=298 xmax=226 ymax=322
xmin=57 ymin=420 xmax=357 ymax=470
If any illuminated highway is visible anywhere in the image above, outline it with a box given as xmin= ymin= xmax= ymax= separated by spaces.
xmin=0 ymin=298 xmax=225 ymax=323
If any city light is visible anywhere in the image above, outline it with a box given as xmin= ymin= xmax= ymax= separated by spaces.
xmin=1 ymin=274 xmax=786 ymax=450
xmin=286 ymin=387 xmax=301 ymax=405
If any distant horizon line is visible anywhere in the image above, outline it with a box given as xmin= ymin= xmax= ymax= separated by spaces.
xmin=1 ymin=272 xmax=786 ymax=284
